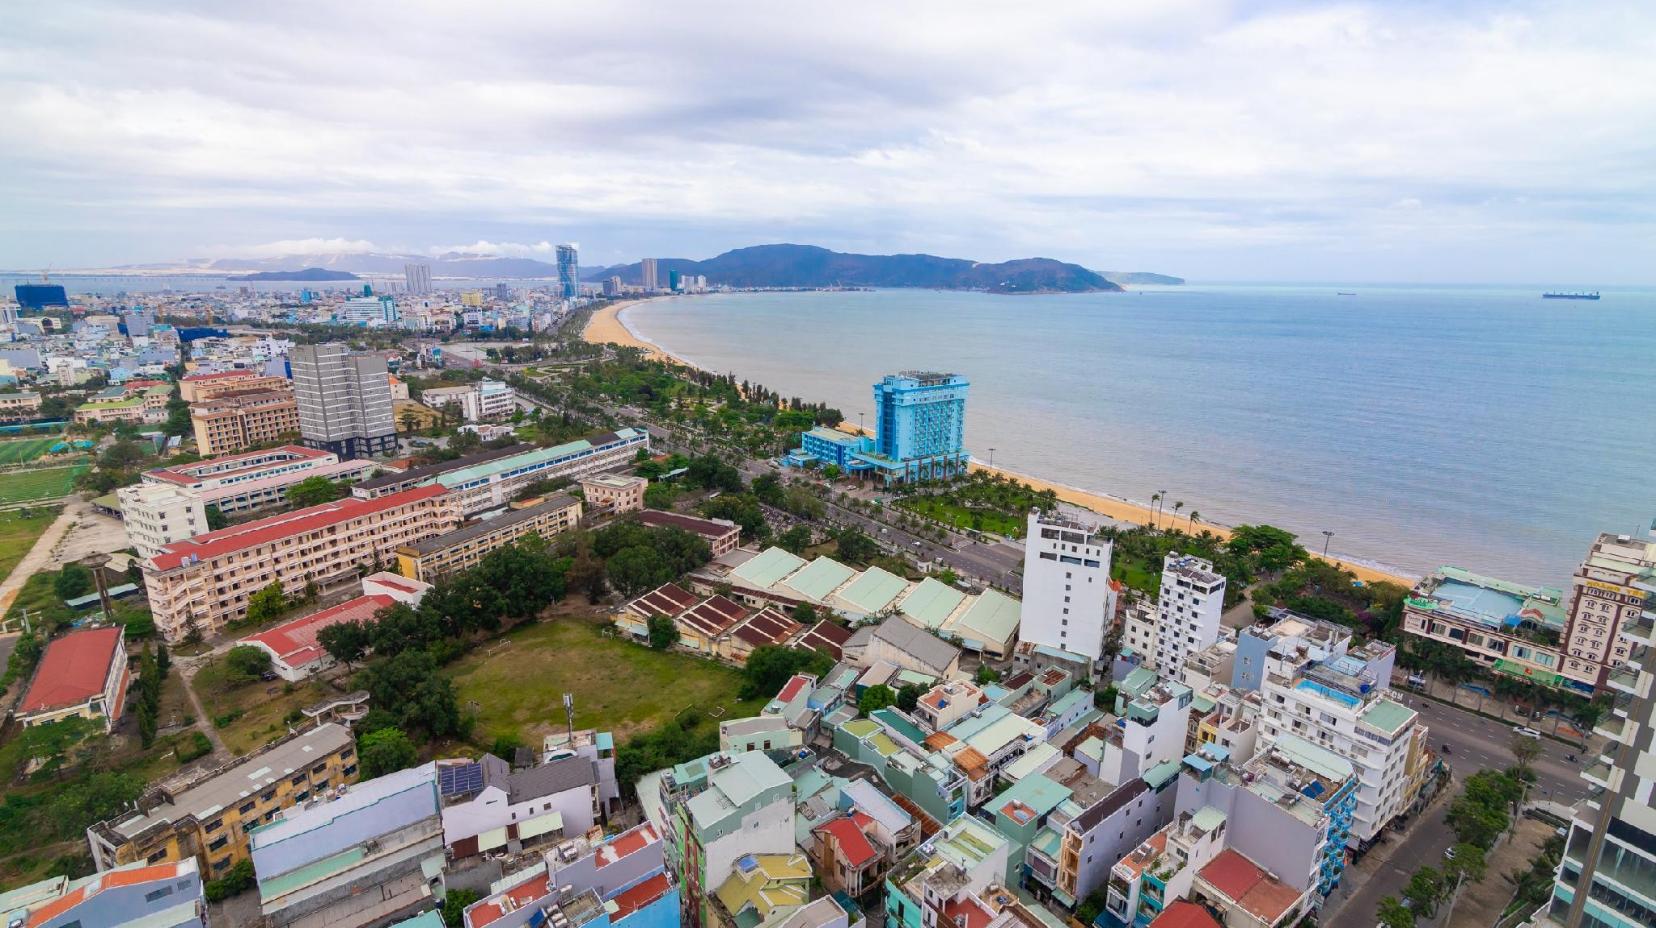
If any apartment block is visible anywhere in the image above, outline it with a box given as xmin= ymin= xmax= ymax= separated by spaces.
xmin=141 ymin=444 xmax=378 ymax=516
xmin=396 ymin=494 xmax=581 ymax=582
xmin=420 ymin=378 xmax=516 ymax=421
xmin=179 ymin=369 xmax=289 ymax=403
xmin=1544 ymin=525 xmax=1654 ymax=928
xmin=0 ymin=390 xmax=41 ymax=420
xmin=884 ymin=816 xmax=1011 ymax=928
xmin=290 ymin=343 xmax=397 ymax=459
xmin=579 ymin=472 xmax=648 ymax=513
xmin=250 ymin=763 xmax=444 ymax=927
xmin=657 ymin=751 xmax=796 ymax=928
xmin=190 ymin=388 xmax=300 ymax=456
xmin=86 ymin=723 xmax=358 ymax=877
xmin=117 ymin=483 xmax=210 ymax=558
xmin=633 ymin=509 xmax=741 ymax=557
xmin=1019 ymin=510 xmax=1118 ymax=665
xmin=15 ymin=626 xmax=130 ymax=733
xmin=435 ymin=428 xmax=649 ymax=515
xmin=1557 ymin=531 xmax=1656 ymax=694
xmin=141 ymin=485 xmax=459 ymax=641
xmin=1151 ymin=554 xmax=1227 ymax=676
xmin=351 ymin=443 xmax=534 ymax=499
xmin=1099 ymin=668 xmax=1196 ymax=785
xmin=0 ymin=859 xmax=206 ymax=928
xmin=438 ymin=752 xmax=603 ymax=859
xmin=461 ymin=822 xmax=675 ymax=928
xmin=1402 ymin=567 xmax=1569 ymax=689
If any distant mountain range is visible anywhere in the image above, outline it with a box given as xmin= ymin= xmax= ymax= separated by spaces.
xmin=106 ymin=243 xmax=1181 ymax=290
xmin=230 ymin=267 xmax=360 ymax=281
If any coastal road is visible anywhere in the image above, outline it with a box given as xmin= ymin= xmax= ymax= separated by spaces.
xmin=1325 ymin=791 xmax=1458 ymax=927
xmin=1399 ymin=694 xmax=1588 ymax=805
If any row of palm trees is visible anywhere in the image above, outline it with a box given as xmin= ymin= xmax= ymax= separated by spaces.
xmin=1148 ymin=491 xmax=1201 ymax=533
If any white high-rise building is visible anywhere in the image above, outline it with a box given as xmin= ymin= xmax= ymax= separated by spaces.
xmin=1152 ymin=553 xmax=1227 ymax=675
xmin=404 ymin=263 xmax=432 ymax=295
xmin=1018 ymin=509 xmax=1118 ymax=663
xmin=117 ymin=483 xmax=208 ymax=558
xmin=639 ymin=257 xmax=658 ymax=291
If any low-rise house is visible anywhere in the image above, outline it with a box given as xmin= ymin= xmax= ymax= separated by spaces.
xmin=0 ymin=858 xmax=205 ymax=928
xmin=884 ymin=816 xmax=1012 ymax=928
xmin=839 ymin=778 xmax=920 ymax=864
xmin=657 ymin=751 xmax=796 ymax=928
xmin=719 ymin=715 xmax=804 ymax=759
xmin=616 ymin=582 xmax=700 ymax=642
xmin=814 ymin=814 xmax=884 ymax=897
xmin=241 ymin=594 xmax=396 ymax=682
xmin=461 ymin=822 xmax=676 ymax=928
xmin=1191 ymin=848 xmax=1312 ymax=928
xmin=1103 ymin=807 xmax=1229 ymax=928
xmin=1025 ymin=764 xmax=1181 ymax=911
xmin=543 ymin=727 xmax=622 ymax=817
xmin=913 ymin=680 xmax=987 ymax=733
xmin=834 ymin=714 xmax=967 ymax=826
xmin=710 ymin=853 xmax=811 ymax=928
xmin=675 ymin=595 xmax=748 ymax=655
xmin=439 ymin=753 xmax=604 ymax=859
xmin=15 ymin=626 xmax=130 ymax=733
xmin=251 ymin=763 xmax=445 ymax=928
xmin=87 ymin=723 xmax=359 ymax=877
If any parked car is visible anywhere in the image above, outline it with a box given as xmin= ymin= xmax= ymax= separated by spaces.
xmin=1444 ymin=846 xmax=1457 ymax=861
xmin=1513 ymin=726 xmax=1542 ymax=739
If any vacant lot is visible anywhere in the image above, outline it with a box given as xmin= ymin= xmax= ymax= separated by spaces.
xmin=449 ymin=616 xmax=762 ymax=744
xmin=0 ymin=506 xmax=59 ymax=586
xmin=192 ymin=657 xmax=336 ymax=756
xmin=0 ymin=438 xmax=58 ymax=465
xmin=0 ymin=461 xmax=87 ymax=504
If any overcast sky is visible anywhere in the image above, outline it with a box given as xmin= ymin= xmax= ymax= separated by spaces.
xmin=2 ymin=0 xmax=1653 ymax=282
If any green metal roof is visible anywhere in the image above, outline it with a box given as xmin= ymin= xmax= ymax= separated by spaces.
xmin=900 ymin=578 xmax=967 ymax=629
xmin=732 ymin=547 xmax=808 ymax=589
xmin=872 ymin=708 xmax=927 ymax=745
xmin=436 ymin=427 xmax=645 ymax=487
xmin=839 ymin=719 xmax=880 ymax=739
xmin=1271 ymin=732 xmax=1355 ymax=781
xmin=949 ymin=589 xmax=1021 ymax=645
xmin=1360 ymin=698 xmax=1415 ymax=735
xmin=259 ymin=846 xmax=367 ymax=902
xmin=1191 ymin=806 xmax=1227 ymax=833
xmin=834 ymin=566 xmax=910 ymax=613
xmin=782 ymin=556 xmax=856 ymax=602
xmin=994 ymin=773 xmax=1071 ymax=818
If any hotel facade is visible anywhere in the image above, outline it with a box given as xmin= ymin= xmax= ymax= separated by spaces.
xmin=190 ymin=388 xmax=301 ymax=456
xmin=141 ymin=485 xmax=459 ymax=641
xmin=1402 ymin=567 xmax=1571 ymax=690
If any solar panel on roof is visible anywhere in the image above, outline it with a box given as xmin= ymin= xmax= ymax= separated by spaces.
xmin=439 ymin=762 xmax=483 ymax=797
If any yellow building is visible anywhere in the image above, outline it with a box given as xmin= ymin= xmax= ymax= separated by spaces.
xmin=395 ymin=494 xmax=581 ymax=582
xmin=85 ymin=723 xmax=358 ymax=879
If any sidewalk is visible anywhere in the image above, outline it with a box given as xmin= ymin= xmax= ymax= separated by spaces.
xmin=1403 ymin=672 xmax=1596 ymax=749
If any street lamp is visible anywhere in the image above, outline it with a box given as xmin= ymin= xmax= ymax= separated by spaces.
xmin=988 ymin=447 xmax=996 ymax=469
xmin=858 ymin=411 xmax=865 ymax=435
xmin=1321 ymin=530 xmax=1335 ymax=557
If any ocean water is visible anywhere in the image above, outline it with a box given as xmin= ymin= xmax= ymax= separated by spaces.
xmin=625 ymin=285 xmax=1656 ymax=585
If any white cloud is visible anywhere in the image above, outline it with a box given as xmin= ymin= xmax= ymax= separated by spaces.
xmin=203 ymin=238 xmax=383 ymax=258
xmin=1 ymin=0 xmax=1652 ymax=281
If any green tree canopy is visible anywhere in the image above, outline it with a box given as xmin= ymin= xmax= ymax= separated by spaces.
xmin=285 ymin=475 xmax=343 ymax=508
xmin=647 ymin=614 xmax=679 ymax=650
xmin=859 ymin=684 xmax=897 ymax=716
xmin=358 ymin=727 xmax=419 ymax=778
xmin=245 ymin=581 xmax=287 ymax=625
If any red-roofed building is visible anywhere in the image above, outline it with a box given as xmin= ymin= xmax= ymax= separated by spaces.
xmin=614 ymin=582 xmax=700 ymax=640
xmin=179 ymin=369 xmax=288 ymax=403
xmin=675 ymin=595 xmax=748 ymax=653
xmin=720 ymin=607 xmax=804 ymax=664
xmin=16 ymin=626 xmax=130 ymax=732
xmin=241 ymin=594 xmax=395 ymax=681
xmin=138 ymin=444 xmax=377 ymax=516
xmin=7 ymin=857 xmax=204 ymax=928
xmin=1194 ymin=849 xmax=1311 ymax=928
xmin=1148 ymin=901 xmax=1223 ymax=928
xmin=813 ymin=815 xmax=883 ymax=896
xmin=142 ymin=485 xmax=459 ymax=641
xmin=795 ymin=619 xmax=852 ymax=660
xmin=633 ymin=510 xmax=741 ymax=556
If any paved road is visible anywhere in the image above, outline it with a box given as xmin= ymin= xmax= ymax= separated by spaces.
xmin=1400 ymin=693 xmax=1588 ymax=805
xmin=1326 ymin=787 xmax=1458 ymax=927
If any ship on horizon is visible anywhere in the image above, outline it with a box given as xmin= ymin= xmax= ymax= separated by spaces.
xmin=1542 ymin=291 xmax=1600 ymax=300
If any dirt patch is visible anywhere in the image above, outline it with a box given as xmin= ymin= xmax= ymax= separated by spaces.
xmin=1450 ymin=815 xmax=1553 ymax=928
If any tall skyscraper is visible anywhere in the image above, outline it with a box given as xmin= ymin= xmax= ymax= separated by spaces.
xmin=640 ymin=258 xmax=658 ymax=291
xmin=1019 ymin=509 xmax=1118 ymax=664
xmin=1546 ymin=524 xmax=1655 ymax=928
xmin=289 ymin=344 xmax=397 ymax=459
xmin=869 ymin=371 xmax=970 ymax=483
xmin=404 ymin=263 xmax=432 ymax=295
xmin=556 ymin=244 xmax=579 ymax=299
xmin=669 ymin=269 xmax=682 ymax=291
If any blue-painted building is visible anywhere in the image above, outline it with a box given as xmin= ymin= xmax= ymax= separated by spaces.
xmin=787 ymin=371 xmax=970 ymax=485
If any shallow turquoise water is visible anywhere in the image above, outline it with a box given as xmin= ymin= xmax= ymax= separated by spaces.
xmin=626 ymin=284 xmax=1656 ymax=585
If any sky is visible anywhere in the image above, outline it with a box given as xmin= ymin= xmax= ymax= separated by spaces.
xmin=2 ymin=0 xmax=1653 ymax=283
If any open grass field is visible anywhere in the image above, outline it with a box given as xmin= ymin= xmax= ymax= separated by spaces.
xmin=0 ymin=438 xmax=59 ymax=464
xmin=0 ymin=460 xmax=87 ymax=503
xmin=896 ymin=495 xmax=1026 ymax=538
xmin=449 ymin=616 xmax=764 ymax=744
xmin=0 ymin=505 xmax=59 ymax=586
xmin=192 ymin=657 xmax=334 ymax=756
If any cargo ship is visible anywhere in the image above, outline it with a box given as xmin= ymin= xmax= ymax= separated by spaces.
xmin=1542 ymin=291 xmax=1599 ymax=300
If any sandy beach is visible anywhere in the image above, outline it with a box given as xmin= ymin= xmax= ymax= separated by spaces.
xmin=585 ymin=303 xmax=1414 ymax=588
xmin=582 ymin=299 xmax=682 ymax=365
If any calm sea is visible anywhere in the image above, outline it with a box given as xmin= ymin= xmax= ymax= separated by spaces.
xmin=625 ymin=285 xmax=1656 ymax=585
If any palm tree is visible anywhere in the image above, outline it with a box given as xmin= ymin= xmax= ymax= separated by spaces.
xmin=1149 ymin=493 xmax=1162 ymax=529
xmin=1188 ymin=510 xmax=1201 ymax=532
xmin=1172 ymin=501 xmax=1185 ymax=531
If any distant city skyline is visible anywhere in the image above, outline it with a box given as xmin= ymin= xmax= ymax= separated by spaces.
xmin=2 ymin=1 xmax=1654 ymax=284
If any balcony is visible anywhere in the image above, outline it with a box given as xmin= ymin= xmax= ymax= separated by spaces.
xmin=1605 ymin=663 xmax=1642 ymax=696
xmin=1619 ymin=612 xmax=1654 ymax=645
xmin=1581 ymin=759 xmax=1614 ymax=790
xmin=1593 ymin=714 xmax=1629 ymax=742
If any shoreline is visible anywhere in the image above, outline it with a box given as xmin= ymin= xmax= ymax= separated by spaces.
xmin=582 ymin=299 xmax=1417 ymax=588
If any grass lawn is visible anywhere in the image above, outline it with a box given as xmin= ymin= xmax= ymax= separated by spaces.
xmin=192 ymin=657 xmax=335 ymax=756
xmin=0 ymin=438 xmax=58 ymax=465
xmin=1112 ymin=557 xmax=1161 ymax=596
xmin=896 ymin=495 xmax=1025 ymax=538
xmin=448 ymin=616 xmax=764 ymax=744
xmin=0 ymin=505 xmax=59 ymax=586
xmin=0 ymin=460 xmax=88 ymax=503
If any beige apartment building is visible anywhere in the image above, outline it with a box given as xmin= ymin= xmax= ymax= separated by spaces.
xmin=179 ymin=370 xmax=290 ymax=403
xmin=142 ymin=485 xmax=459 ymax=641
xmin=1558 ymin=530 xmax=1656 ymax=693
xmin=0 ymin=391 xmax=41 ymax=420
xmin=190 ymin=388 xmax=300 ymax=456
xmin=395 ymin=493 xmax=582 ymax=582
xmin=579 ymin=473 xmax=648 ymax=513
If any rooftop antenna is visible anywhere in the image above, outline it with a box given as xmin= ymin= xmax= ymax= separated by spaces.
xmin=563 ymin=692 xmax=576 ymax=743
